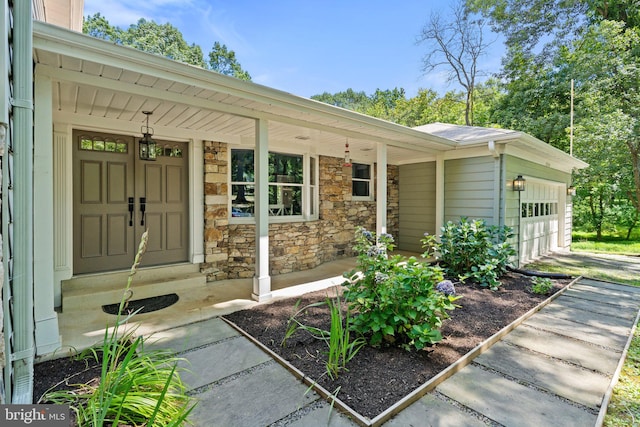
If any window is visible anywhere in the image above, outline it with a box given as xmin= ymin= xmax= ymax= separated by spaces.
xmin=352 ymin=163 xmax=373 ymax=199
xmin=230 ymin=149 xmax=317 ymax=220
xmin=79 ymin=136 xmax=128 ymax=153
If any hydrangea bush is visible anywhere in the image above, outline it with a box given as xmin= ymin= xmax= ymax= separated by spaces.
xmin=422 ymin=217 xmax=516 ymax=290
xmin=343 ymin=227 xmax=460 ymax=351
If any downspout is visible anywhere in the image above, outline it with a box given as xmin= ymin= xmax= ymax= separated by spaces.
xmin=1 ymin=0 xmax=11 ymax=405
xmin=10 ymin=0 xmax=35 ymax=403
xmin=488 ymin=140 xmax=500 ymax=225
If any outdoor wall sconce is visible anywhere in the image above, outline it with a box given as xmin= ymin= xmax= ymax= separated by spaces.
xmin=513 ymin=175 xmax=526 ymax=192
xmin=343 ymin=139 xmax=352 ymax=167
xmin=139 ymin=111 xmax=157 ymax=161
xmin=567 ymin=186 xmax=576 ymax=196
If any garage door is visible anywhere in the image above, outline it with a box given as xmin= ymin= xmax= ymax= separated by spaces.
xmin=520 ymin=181 xmax=560 ymax=263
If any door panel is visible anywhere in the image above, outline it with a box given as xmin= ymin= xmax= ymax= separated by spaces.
xmin=80 ymin=215 xmax=102 ymax=258
xmin=107 ymin=214 xmax=128 ymax=255
xmin=81 ymin=161 xmax=102 ymax=203
xmin=73 ymin=131 xmax=189 ymax=274
xmin=108 ymin=163 xmax=127 ymax=202
xmin=135 ymin=141 xmax=189 ymax=266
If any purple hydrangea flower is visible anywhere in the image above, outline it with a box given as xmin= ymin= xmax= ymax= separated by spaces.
xmin=436 ymin=280 xmax=456 ymax=296
xmin=374 ymin=272 xmax=389 ymax=284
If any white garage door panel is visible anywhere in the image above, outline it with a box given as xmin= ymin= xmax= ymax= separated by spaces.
xmin=520 ymin=182 xmax=560 ymax=263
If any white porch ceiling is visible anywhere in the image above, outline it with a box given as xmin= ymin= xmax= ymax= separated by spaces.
xmin=33 ymin=21 xmax=457 ymax=165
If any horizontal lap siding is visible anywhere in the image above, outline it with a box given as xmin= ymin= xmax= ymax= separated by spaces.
xmin=399 ymin=162 xmax=436 ymax=252
xmin=444 ymin=157 xmax=495 ymax=223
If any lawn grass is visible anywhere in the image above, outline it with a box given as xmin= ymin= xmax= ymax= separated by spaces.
xmin=604 ymin=325 xmax=640 ymax=427
xmin=527 ymin=233 xmax=639 ymax=427
xmin=572 ymin=230 xmax=640 ymax=256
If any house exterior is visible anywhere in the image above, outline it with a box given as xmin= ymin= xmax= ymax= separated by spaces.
xmin=404 ymin=123 xmax=585 ymax=265
xmin=0 ymin=0 xmax=587 ymax=404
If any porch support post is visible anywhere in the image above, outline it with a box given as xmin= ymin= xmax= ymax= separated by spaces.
xmin=33 ymin=71 xmax=61 ymax=355
xmin=252 ymin=119 xmax=272 ymax=302
xmin=435 ymin=154 xmax=445 ymax=234
xmin=376 ymin=142 xmax=387 ymax=236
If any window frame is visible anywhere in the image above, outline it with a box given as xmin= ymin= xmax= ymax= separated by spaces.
xmin=351 ymin=162 xmax=374 ymax=201
xmin=229 ymin=147 xmax=318 ymax=223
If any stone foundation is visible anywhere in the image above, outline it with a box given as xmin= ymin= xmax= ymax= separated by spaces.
xmin=201 ymin=142 xmax=400 ymax=281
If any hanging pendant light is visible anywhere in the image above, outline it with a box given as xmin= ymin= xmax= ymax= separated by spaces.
xmin=139 ymin=111 xmax=157 ymax=161
xmin=343 ymin=139 xmax=352 ymax=167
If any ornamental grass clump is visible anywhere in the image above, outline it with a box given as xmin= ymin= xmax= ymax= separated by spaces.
xmin=343 ymin=227 xmax=460 ymax=351
xmin=43 ymin=231 xmax=195 ymax=426
xmin=423 ymin=217 xmax=516 ymax=290
xmin=282 ymin=291 xmax=365 ymax=379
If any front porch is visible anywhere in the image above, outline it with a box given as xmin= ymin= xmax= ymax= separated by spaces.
xmin=52 ymin=256 xmax=358 ymax=358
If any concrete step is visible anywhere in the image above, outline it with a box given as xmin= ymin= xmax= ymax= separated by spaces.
xmin=62 ymin=264 xmax=206 ymax=312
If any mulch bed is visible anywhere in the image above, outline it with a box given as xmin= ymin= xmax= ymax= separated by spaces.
xmin=223 ymin=272 xmax=571 ymax=419
xmin=33 ymin=272 xmax=571 ymax=421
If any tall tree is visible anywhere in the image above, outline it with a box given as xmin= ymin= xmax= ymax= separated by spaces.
xmin=417 ymin=0 xmax=492 ymax=125
xmin=311 ymin=89 xmax=371 ymax=111
xmin=567 ymin=20 xmax=640 ymax=236
xmin=471 ymin=0 xmax=640 ymax=237
xmin=208 ymin=42 xmax=251 ymax=81
xmin=83 ymin=13 xmax=251 ymax=80
xmin=120 ymin=18 xmax=206 ymax=67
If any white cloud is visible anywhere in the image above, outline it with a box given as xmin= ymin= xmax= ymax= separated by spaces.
xmin=83 ymin=0 xmax=195 ymax=27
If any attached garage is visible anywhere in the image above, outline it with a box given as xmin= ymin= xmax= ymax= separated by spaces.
xmin=400 ymin=124 xmax=588 ymax=266
xmin=519 ymin=180 xmax=563 ymax=263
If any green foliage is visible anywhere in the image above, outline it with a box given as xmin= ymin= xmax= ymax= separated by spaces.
xmin=282 ymin=292 xmax=365 ymax=380
xmin=83 ymin=13 xmax=251 ymax=80
xmin=423 ymin=217 xmax=516 ymax=290
xmin=530 ymin=276 xmax=554 ymax=295
xmin=208 ymin=41 xmax=252 ymax=81
xmin=571 ymin=230 xmax=640 ymax=255
xmin=470 ymin=0 xmax=640 ymax=243
xmin=343 ymin=228 xmax=460 ymax=351
xmin=43 ymin=231 xmax=195 ymax=426
xmin=604 ymin=322 xmax=640 ymax=427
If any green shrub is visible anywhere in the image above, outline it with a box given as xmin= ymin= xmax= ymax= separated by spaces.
xmin=423 ymin=217 xmax=516 ymax=290
xmin=343 ymin=227 xmax=460 ymax=351
xmin=530 ymin=276 xmax=554 ymax=295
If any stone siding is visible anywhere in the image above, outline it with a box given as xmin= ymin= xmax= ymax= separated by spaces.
xmin=201 ymin=143 xmax=400 ymax=281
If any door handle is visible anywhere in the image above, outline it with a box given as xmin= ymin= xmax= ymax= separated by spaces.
xmin=140 ymin=197 xmax=146 ymax=226
xmin=128 ymin=197 xmax=134 ymax=226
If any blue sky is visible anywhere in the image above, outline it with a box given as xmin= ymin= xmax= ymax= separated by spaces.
xmin=83 ymin=0 xmax=504 ymax=98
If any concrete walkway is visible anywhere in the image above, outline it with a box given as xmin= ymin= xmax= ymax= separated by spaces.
xmin=146 ymin=276 xmax=640 ymax=426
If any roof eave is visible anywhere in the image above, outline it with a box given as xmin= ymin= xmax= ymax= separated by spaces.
xmin=32 ymin=21 xmax=456 ymax=150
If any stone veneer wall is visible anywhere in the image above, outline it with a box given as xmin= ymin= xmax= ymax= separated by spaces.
xmin=201 ymin=142 xmax=400 ymax=281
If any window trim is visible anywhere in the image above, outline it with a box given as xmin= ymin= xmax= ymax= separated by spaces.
xmin=351 ymin=162 xmax=374 ymax=201
xmin=228 ymin=148 xmax=319 ymax=223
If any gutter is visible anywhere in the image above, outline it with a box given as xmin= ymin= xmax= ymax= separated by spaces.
xmin=9 ymin=0 xmax=35 ymax=404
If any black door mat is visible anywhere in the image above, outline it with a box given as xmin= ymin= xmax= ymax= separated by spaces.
xmin=102 ymin=293 xmax=179 ymax=315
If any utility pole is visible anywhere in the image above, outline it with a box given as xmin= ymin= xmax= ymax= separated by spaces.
xmin=570 ymin=79 xmax=574 ymax=157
